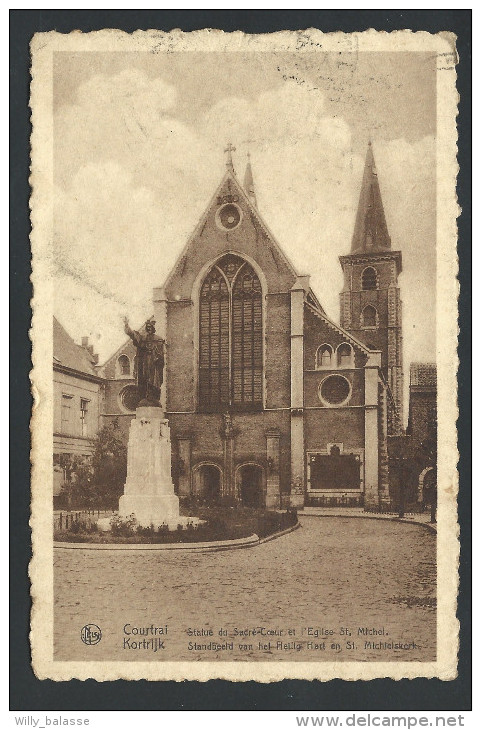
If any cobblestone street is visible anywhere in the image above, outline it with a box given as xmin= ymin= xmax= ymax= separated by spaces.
xmin=54 ymin=517 xmax=436 ymax=662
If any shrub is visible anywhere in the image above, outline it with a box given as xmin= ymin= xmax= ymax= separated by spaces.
xmin=256 ymin=509 xmax=298 ymax=538
xmin=110 ymin=513 xmax=137 ymax=536
xmin=137 ymin=524 xmax=156 ymax=537
xmin=69 ymin=518 xmax=98 ymax=535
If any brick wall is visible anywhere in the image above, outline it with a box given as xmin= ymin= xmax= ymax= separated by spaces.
xmin=102 ymin=413 xmax=134 ymax=443
xmin=102 ymin=377 xmax=136 ymax=415
xmin=304 ymin=370 xmax=364 ymax=408
xmin=102 ymin=339 xmax=136 ymax=379
xmin=166 ymin=300 xmax=195 ymax=413
xmin=169 ymin=410 xmax=292 ymax=493
xmin=304 ymin=408 xmax=365 ymax=452
xmin=303 ymin=307 xmax=367 ymax=370
xmin=408 ymin=392 xmax=437 ymax=443
xmin=163 ymin=175 xmax=296 ymax=302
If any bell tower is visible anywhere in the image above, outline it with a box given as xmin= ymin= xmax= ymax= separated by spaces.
xmin=339 ymin=142 xmax=403 ymax=429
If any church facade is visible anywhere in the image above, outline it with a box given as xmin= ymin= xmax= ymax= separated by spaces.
xmin=102 ymin=144 xmax=404 ymax=510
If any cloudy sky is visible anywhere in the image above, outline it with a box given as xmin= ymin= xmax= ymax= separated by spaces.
xmin=53 ymin=50 xmax=437 ymax=415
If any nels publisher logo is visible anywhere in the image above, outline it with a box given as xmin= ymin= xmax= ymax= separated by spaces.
xmin=80 ymin=624 xmax=102 ymax=645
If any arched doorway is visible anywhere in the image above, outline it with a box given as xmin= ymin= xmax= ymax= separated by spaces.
xmin=238 ymin=464 xmax=264 ymax=508
xmin=193 ymin=464 xmax=222 ymax=501
xmin=419 ymin=467 xmax=436 ymax=508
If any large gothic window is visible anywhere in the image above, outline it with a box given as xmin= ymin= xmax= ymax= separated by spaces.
xmin=199 ymin=254 xmax=263 ymax=412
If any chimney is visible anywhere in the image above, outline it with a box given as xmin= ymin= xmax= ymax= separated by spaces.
xmin=87 ymin=344 xmax=94 ymax=355
xmin=81 ymin=336 xmax=89 ymax=348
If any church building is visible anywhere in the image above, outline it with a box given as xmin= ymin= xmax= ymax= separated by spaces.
xmin=102 ymin=143 xmax=404 ymax=510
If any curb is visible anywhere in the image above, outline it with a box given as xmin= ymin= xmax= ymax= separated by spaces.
xmin=258 ymin=521 xmax=301 ymax=544
xmin=392 ymin=517 xmax=437 ymax=533
xmin=299 ymin=511 xmax=437 ymax=533
xmin=53 ymin=521 xmax=300 ymax=552
xmin=53 ymin=533 xmax=260 ymax=552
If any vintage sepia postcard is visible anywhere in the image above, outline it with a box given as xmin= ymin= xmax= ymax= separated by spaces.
xmin=29 ymin=28 xmax=459 ymax=682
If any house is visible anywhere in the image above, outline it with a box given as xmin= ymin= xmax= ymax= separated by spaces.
xmin=53 ymin=317 xmax=103 ymax=503
xmin=407 ymin=362 xmax=437 ymax=504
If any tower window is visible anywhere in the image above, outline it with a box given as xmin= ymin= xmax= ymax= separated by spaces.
xmin=362 ymin=305 xmax=378 ymax=328
xmin=117 ymin=354 xmax=131 ymax=376
xmin=199 ymin=254 xmax=263 ymax=412
xmin=316 ymin=344 xmax=333 ymax=369
xmin=361 ymin=267 xmax=378 ymax=290
xmin=337 ymin=343 xmax=353 ymax=368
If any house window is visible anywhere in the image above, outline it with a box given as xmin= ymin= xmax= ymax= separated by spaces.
xmin=117 ymin=354 xmax=130 ymax=376
xmin=199 ymin=254 xmax=263 ymax=412
xmin=316 ymin=344 xmax=333 ymax=369
xmin=80 ymin=399 xmax=89 ymax=437
xmin=362 ymin=305 xmax=378 ymax=328
xmin=361 ymin=266 xmax=378 ymax=290
xmin=61 ymin=395 xmax=73 ymax=434
xmin=337 ymin=343 xmax=353 ymax=368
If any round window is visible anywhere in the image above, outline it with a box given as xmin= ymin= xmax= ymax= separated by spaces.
xmin=120 ymin=385 xmax=140 ymax=412
xmin=216 ymin=203 xmax=242 ymax=230
xmin=319 ymin=375 xmax=351 ymax=406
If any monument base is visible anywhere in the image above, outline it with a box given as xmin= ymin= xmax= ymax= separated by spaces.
xmin=117 ymin=405 xmax=181 ymax=527
xmin=119 ymin=494 xmax=180 ymax=528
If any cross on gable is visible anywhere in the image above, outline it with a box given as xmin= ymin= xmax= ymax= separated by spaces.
xmin=224 ymin=142 xmax=236 ymax=169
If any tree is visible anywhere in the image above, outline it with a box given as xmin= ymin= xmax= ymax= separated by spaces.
xmin=55 ymin=453 xmax=94 ymax=509
xmin=90 ymin=420 xmax=127 ymax=508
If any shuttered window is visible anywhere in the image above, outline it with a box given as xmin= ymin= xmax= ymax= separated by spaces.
xmin=199 ymin=255 xmax=263 ymax=412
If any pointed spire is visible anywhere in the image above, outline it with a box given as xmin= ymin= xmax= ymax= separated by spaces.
xmin=224 ymin=142 xmax=236 ymax=173
xmin=351 ymin=141 xmax=391 ymax=253
xmin=244 ymin=152 xmax=257 ymax=207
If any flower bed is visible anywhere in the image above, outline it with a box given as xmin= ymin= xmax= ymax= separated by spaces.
xmin=54 ymin=505 xmax=298 ymax=544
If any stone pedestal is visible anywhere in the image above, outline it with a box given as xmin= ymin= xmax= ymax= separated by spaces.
xmin=118 ymin=406 xmax=179 ymax=527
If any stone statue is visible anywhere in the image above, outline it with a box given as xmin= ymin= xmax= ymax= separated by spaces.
xmin=123 ymin=316 xmax=165 ymax=407
xmin=222 ymin=412 xmax=234 ymax=439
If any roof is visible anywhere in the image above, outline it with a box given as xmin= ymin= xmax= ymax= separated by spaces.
xmin=243 ymin=154 xmax=257 ymax=207
xmin=53 ymin=317 xmax=98 ymax=376
xmin=162 ymin=166 xmax=300 ymax=294
xmin=351 ymin=142 xmax=391 ymax=254
xmin=410 ymin=362 xmax=437 ymax=387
